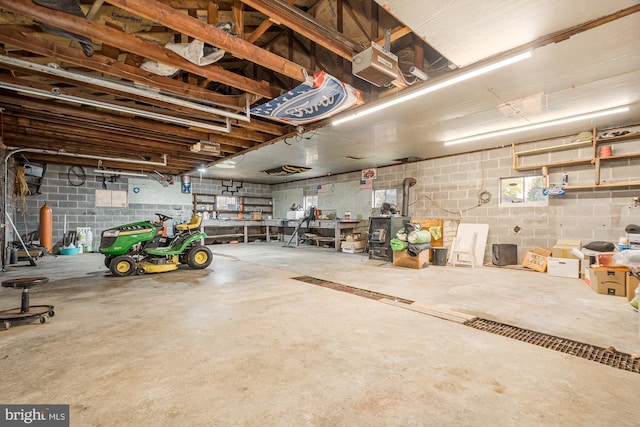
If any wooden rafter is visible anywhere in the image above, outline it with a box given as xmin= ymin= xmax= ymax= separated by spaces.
xmin=240 ymin=0 xmax=365 ymax=61
xmin=106 ymin=0 xmax=308 ymax=82
xmin=0 ymin=0 xmax=280 ymax=98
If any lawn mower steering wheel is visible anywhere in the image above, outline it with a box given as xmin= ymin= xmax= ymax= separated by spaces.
xmin=155 ymin=213 xmax=173 ymax=223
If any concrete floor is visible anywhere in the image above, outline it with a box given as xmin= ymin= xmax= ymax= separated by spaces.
xmin=1 ymin=243 xmax=639 ymax=426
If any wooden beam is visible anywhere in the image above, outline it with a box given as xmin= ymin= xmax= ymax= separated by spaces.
xmin=370 ymin=0 xmax=378 ymax=42
xmin=207 ymin=1 xmax=218 ymax=25
xmin=1 ymin=111 xmax=244 ymax=164
xmin=159 ymin=0 xmax=209 ymax=9
xmin=0 ymin=0 xmax=280 ymax=98
xmin=0 ymin=30 xmax=289 ymax=140
xmin=0 ymin=94 xmax=212 ymax=140
xmin=343 ymin=0 xmax=370 ymax=41
xmin=232 ymin=0 xmax=244 ymax=39
xmin=245 ymin=0 xmax=296 ymax=44
xmin=106 ymin=0 xmax=307 ymax=82
xmin=246 ymin=18 xmax=274 ymax=44
xmin=0 ymin=71 xmax=256 ymax=136
xmin=337 ymin=0 xmax=344 ymax=79
xmin=413 ymin=34 xmax=424 ymax=69
xmin=240 ymin=0 xmax=365 ymax=60
xmin=0 ymin=26 xmax=246 ymax=108
xmin=373 ymin=25 xmax=412 ymax=46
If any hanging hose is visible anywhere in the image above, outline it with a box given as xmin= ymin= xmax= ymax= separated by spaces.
xmin=12 ymin=165 xmax=29 ymax=213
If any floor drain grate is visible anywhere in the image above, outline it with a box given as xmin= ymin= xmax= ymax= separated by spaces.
xmin=465 ymin=318 xmax=640 ymax=374
xmin=292 ymin=276 xmax=414 ymax=304
xmin=293 ymin=275 xmax=639 ymax=374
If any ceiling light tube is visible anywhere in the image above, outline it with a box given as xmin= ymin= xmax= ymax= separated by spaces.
xmin=332 ymin=50 xmax=532 ymax=126
xmin=444 ymin=106 xmax=630 ymax=146
xmin=0 ymin=55 xmax=250 ymax=122
xmin=0 ymin=82 xmax=231 ymax=133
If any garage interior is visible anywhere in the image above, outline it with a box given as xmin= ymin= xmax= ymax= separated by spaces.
xmin=0 ymin=0 xmax=639 ymax=425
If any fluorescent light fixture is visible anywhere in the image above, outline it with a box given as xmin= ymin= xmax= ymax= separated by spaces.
xmin=444 ymin=106 xmax=630 ymax=146
xmin=333 ymin=51 xmax=532 ymax=126
xmin=94 ymin=169 xmax=148 ymax=177
xmin=0 ymin=81 xmax=232 ymax=133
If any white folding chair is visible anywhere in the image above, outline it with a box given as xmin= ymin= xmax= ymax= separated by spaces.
xmin=449 ymin=231 xmax=478 ymax=268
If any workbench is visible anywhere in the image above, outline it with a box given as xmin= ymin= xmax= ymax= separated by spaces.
xmin=201 ymin=219 xmax=364 ymax=251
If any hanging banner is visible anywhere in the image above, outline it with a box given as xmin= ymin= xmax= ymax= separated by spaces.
xmin=250 ymin=71 xmax=362 ymax=125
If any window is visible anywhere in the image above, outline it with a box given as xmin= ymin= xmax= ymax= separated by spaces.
xmin=372 ymin=189 xmax=397 ymax=208
xmin=500 ymin=176 xmax=547 ymax=207
xmin=304 ymin=195 xmax=318 ymax=211
xmin=217 ymin=195 xmax=237 ymax=211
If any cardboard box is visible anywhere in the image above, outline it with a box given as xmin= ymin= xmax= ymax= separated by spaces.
xmin=522 ymin=247 xmax=552 ymax=272
xmin=627 ymin=273 xmax=640 ymax=302
xmin=393 ymin=248 xmax=430 ymax=269
xmin=250 ymin=212 xmax=263 ymax=221
xmin=345 ymin=233 xmax=362 ymax=242
xmin=341 ymin=240 xmax=366 ymax=253
xmin=547 ymin=257 xmax=580 ymax=278
xmin=589 ymin=267 xmax=627 ymax=296
xmin=551 ymin=239 xmax=582 ymax=259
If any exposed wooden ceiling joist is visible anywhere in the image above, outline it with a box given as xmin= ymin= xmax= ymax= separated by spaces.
xmin=240 ymin=0 xmax=366 ymax=61
xmin=0 ymin=26 xmax=245 ymax=109
xmin=0 ymin=0 xmax=281 ymax=98
xmin=106 ymin=0 xmax=309 ymax=83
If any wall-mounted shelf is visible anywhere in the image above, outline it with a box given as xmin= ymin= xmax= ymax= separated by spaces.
xmin=192 ymin=193 xmax=272 ymax=217
xmin=512 ymin=125 xmax=640 ymax=189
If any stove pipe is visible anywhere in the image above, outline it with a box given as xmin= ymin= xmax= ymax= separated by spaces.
xmin=402 ymin=177 xmax=417 ymax=217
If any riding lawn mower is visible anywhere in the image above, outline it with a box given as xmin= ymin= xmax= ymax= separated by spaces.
xmin=99 ymin=213 xmax=212 ymax=276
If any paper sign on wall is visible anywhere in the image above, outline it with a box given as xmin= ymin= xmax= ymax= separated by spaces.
xmin=362 ymin=168 xmax=377 ymax=180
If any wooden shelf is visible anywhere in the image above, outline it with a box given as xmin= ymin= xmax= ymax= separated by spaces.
xmin=514 ymin=140 xmax=592 ymax=156
xmin=513 ymin=158 xmax=592 ymax=171
xmin=512 ymin=124 xmax=639 ymax=190
xmin=192 ymin=193 xmax=272 ymax=217
xmin=597 ymin=130 xmax=640 ymax=143
xmin=565 ymin=182 xmax=640 ymax=190
xmin=598 ymin=153 xmax=640 ymax=161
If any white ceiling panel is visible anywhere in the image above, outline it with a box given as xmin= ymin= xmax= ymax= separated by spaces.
xmin=375 ymin=0 xmax=639 ymax=67
xmin=203 ymin=5 xmax=640 ymax=183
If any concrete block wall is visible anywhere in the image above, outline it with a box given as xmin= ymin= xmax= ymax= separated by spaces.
xmin=12 ymin=164 xmax=271 ymax=253
xmin=273 ymin=146 xmax=640 ymax=264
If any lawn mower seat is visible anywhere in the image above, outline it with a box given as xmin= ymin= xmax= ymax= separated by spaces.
xmin=175 ymin=215 xmax=202 ymax=232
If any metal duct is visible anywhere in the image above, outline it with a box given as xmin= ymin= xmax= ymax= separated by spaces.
xmin=402 ymin=177 xmax=417 ymax=217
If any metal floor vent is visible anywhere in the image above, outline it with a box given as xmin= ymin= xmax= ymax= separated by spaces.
xmin=292 ymin=276 xmax=414 ymax=304
xmin=465 ymin=318 xmax=640 ymax=374
xmin=293 ymin=275 xmax=639 ymax=374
